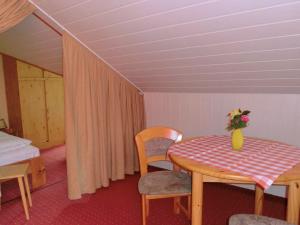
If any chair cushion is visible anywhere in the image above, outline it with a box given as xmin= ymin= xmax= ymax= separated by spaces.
xmin=229 ymin=214 xmax=294 ymax=225
xmin=138 ymin=170 xmax=191 ymax=195
xmin=145 ymin=137 xmax=174 ymax=157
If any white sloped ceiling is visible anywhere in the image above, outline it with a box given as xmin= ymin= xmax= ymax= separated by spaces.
xmin=0 ymin=14 xmax=63 ymax=74
xmin=5 ymin=0 xmax=300 ymax=93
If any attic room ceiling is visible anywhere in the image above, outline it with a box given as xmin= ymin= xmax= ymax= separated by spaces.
xmin=10 ymin=0 xmax=300 ymax=93
xmin=0 ymin=14 xmax=63 ymax=74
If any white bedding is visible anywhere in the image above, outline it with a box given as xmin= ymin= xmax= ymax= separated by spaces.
xmin=0 ymin=145 xmax=40 ymax=166
xmin=0 ymin=131 xmax=31 ymax=152
xmin=0 ymin=131 xmax=40 ymax=166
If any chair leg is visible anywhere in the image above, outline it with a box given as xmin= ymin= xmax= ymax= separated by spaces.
xmin=142 ymin=195 xmax=147 ymax=225
xmin=17 ymin=177 xmax=29 ymax=220
xmin=173 ymin=164 xmax=181 ymax=214
xmin=187 ymin=195 xmax=191 ymax=220
xmin=174 ymin=197 xmax=180 ymax=214
xmin=24 ymin=174 xmax=32 ymax=207
xmin=146 ymin=199 xmax=149 ymax=217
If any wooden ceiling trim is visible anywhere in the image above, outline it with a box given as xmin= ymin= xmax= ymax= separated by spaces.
xmin=33 ymin=12 xmax=62 ymax=36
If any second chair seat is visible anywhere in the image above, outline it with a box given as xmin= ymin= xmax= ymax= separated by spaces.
xmin=229 ymin=214 xmax=294 ymax=225
xmin=138 ymin=170 xmax=191 ymax=195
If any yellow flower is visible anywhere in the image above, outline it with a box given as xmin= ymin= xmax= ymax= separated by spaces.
xmin=230 ymin=109 xmax=241 ymax=119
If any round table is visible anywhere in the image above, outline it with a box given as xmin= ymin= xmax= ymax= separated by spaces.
xmin=168 ymin=137 xmax=300 ymax=225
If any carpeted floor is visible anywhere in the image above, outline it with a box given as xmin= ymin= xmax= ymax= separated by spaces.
xmin=0 ymin=146 xmax=287 ymax=225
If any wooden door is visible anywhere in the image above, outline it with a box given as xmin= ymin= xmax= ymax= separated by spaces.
xmin=44 ymin=72 xmax=65 ymax=146
xmin=18 ymin=79 xmax=49 ymax=148
xmin=17 ymin=61 xmax=49 ymax=148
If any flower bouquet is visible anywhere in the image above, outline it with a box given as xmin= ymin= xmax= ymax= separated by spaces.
xmin=226 ymin=109 xmax=250 ymax=150
xmin=226 ymin=109 xmax=250 ymax=131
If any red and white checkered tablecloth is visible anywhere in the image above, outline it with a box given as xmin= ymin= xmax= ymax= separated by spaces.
xmin=167 ymin=135 xmax=300 ymax=189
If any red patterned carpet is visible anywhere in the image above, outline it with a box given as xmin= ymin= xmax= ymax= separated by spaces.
xmin=0 ymin=146 xmax=287 ymax=225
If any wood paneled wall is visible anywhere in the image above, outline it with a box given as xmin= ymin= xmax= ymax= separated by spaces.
xmin=1 ymin=54 xmax=64 ymax=148
xmin=44 ymin=71 xmax=65 ymax=145
xmin=2 ymin=55 xmax=23 ymax=137
xmin=17 ymin=61 xmax=49 ymax=147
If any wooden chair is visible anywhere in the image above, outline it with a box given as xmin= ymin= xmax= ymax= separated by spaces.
xmin=135 ymin=126 xmax=191 ymax=225
xmin=0 ymin=163 xmax=32 ymax=220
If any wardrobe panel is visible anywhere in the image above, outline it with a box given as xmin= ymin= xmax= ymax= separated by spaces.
xmin=18 ymin=79 xmax=49 ymax=147
xmin=17 ymin=61 xmax=43 ymax=78
xmin=45 ymin=77 xmax=65 ymax=146
xmin=44 ymin=71 xmax=62 ymax=78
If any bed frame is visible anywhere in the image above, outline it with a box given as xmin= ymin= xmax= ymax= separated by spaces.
xmin=27 ymin=156 xmax=46 ymax=188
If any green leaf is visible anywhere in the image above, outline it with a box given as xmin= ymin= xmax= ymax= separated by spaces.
xmin=242 ymin=110 xmax=251 ymax=115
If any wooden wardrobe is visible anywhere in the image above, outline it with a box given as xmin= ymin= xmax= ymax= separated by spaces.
xmin=3 ymin=55 xmax=64 ymax=149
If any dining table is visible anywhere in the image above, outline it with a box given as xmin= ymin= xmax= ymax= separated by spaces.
xmin=167 ymin=135 xmax=300 ymax=225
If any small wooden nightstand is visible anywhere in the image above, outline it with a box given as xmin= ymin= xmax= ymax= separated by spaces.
xmin=0 ymin=163 xmax=32 ymax=220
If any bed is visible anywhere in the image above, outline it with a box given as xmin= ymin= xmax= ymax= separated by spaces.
xmin=0 ymin=131 xmax=46 ymax=188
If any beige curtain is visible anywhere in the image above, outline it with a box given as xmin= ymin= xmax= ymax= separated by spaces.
xmin=0 ymin=0 xmax=35 ymax=33
xmin=63 ymin=33 xmax=145 ymax=199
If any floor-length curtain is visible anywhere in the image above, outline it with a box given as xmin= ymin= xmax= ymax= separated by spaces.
xmin=63 ymin=32 xmax=145 ymax=199
xmin=120 ymin=82 xmax=145 ymax=173
xmin=0 ymin=0 xmax=35 ymax=33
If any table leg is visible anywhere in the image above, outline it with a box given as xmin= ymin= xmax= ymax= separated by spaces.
xmin=17 ymin=177 xmax=29 ymax=220
xmin=287 ymin=181 xmax=300 ymax=224
xmin=255 ymin=184 xmax=264 ymax=215
xmin=192 ymin=172 xmax=203 ymax=225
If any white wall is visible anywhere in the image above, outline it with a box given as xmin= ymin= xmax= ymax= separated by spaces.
xmin=0 ymin=55 xmax=9 ymax=126
xmin=144 ymin=92 xmax=300 ymax=197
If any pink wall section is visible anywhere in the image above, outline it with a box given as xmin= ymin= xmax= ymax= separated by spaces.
xmin=145 ymin=92 xmax=300 ymax=147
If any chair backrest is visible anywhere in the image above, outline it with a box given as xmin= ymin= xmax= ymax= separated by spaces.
xmin=135 ymin=126 xmax=183 ymax=176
